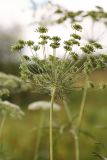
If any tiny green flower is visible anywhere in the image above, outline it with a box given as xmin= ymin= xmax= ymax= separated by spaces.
xmin=39 ymin=35 xmax=50 ymax=40
xmin=70 ymin=33 xmax=81 ymax=40
xmin=50 ymin=42 xmax=60 ymax=49
xmin=22 ymin=55 xmax=30 ymax=61
xmin=64 ymin=45 xmax=72 ymax=51
xmin=50 ymin=36 xmax=61 ymax=42
xmin=18 ymin=40 xmax=26 ymax=45
xmin=36 ymin=26 xmax=48 ymax=33
xmin=92 ymin=42 xmax=103 ymax=49
xmin=70 ymin=52 xmax=79 ymax=61
xmin=26 ymin=40 xmax=34 ymax=46
xmin=55 ymin=8 xmax=63 ymax=14
xmin=11 ymin=44 xmax=24 ymax=52
xmin=72 ymin=24 xmax=82 ymax=32
xmin=39 ymin=40 xmax=48 ymax=45
xmin=64 ymin=40 xmax=72 ymax=46
xmin=70 ymin=39 xmax=80 ymax=46
xmin=33 ymin=45 xmax=40 ymax=52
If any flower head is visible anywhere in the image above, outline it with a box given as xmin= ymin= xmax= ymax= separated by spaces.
xmin=0 ymin=101 xmax=24 ymax=119
xmin=28 ymin=101 xmax=61 ymax=111
xmin=12 ymin=25 xmax=107 ymax=97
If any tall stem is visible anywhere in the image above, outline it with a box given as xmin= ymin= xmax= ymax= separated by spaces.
xmin=34 ymin=111 xmax=45 ymax=160
xmin=42 ymin=45 xmax=46 ymax=59
xmin=0 ymin=114 xmax=7 ymax=139
xmin=53 ymin=49 xmax=56 ymax=57
xmin=63 ymin=100 xmax=72 ymax=123
xmin=77 ymin=80 xmax=88 ymax=128
xmin=63 ymin=78 xmax=88 ymax=160
xmin=72 ymin=130 xmax=79 ymax=160
xmin=50 ymin=87 xmax=56 ymax=160
xmin=63 ymin=99 xmax=79 ymax=160
xmin=73 ymin=79 xmax=88 ymax=160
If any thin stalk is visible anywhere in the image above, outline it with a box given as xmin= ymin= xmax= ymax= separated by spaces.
xmin=73 ymin=78 xmax=88 ymax=160
xmin=42 ymin=45 xmax=46 ymax=59
xmin=63 ymin=100 xmax=79 ymax=160
xmin=72 ymin=130 xmax=79 ymax=160
xmin=63 ymin=100 xmax=72 ymax=123
xmin=53 ymin=49 xmax=56 ymax=57
xmin=50 ymin=87 xmax=56 ymax=160
xmin=63 ymin=78 xmax=88 ymax=160
xmin=34 ymin=111 xmax=45 ymax=160
xmin=63 ymin=99 xmax=79 ymax=160
xmin=77 ymin=79 xmax=88 ymax=128
xmin=0 ymin=114 xmax=7 ymax=139
xmin=63 ymin=51 xmax=67 ymax=60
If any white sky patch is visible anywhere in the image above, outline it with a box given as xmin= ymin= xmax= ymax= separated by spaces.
xmin=52 ymin=0 xmax=107 ymax=11
xmin=0 ymin=0 xmax=107 ymax=29
xmin=0 ymin=0 xmax=29 ymax=28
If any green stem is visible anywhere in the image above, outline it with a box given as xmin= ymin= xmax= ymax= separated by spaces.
xmin=77 ymin=80 xmax=88 ymax=128
xmin=50 ymin=87 xmax=56 ymax=160
xmin=63 ymin=100 xmax=72 ymax=123
xmin=42 ymin=45 xmax=46 ymax=59
xmin=72 ymin=130 xmax=79 ymax=160
xmin=53 ymin=49 xmax=56 ymax=57
xmin=34 ymin=111 xmax=45 ymax=160
xmin=63 ymin=99 xmax=79 ymax=160
xmin=73 ymin=79 xmax=88 ymax=160
xmin=63 ymin=78 xmax=88 ymax=160
xmin=0 ymin=114 xmax=7 ymax=139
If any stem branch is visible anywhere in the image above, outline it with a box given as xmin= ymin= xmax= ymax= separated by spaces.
xmin=77 ymin=80 xmax=88 ymax=128
xmin=63 ymin=100 xmax=72 ymax=123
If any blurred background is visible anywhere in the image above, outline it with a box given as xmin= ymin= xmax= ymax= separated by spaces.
xmin=1 ymin=0 xmax=107 ymax=160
